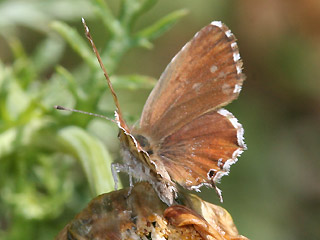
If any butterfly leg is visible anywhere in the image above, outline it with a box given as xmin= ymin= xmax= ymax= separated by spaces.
xmin=213 ymin=182 xmax=224 ymax=203
xmin=111 ymin=163 xmax=134 ymax=193
xmin=111 ymin=163 xmax=123 ymax=190
xmin=126 ymin=169 xmax=135 ymax=196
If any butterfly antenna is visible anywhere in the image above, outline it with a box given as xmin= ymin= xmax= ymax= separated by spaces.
xmin=81 ymin=18 xmax=122 ymax=117
xmin=54 ymin=105 xmax=116 ymax=123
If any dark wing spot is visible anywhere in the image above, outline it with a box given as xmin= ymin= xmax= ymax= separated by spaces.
xmin=208 ymin=170 xmax=216 ymax=178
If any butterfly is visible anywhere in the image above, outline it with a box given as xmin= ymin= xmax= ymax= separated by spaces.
xmin=58 ymin=19 xmax=246 ymax=206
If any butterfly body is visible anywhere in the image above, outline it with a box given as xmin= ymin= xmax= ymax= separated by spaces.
xmin=117 ymin=128 xmax=177 ymax=204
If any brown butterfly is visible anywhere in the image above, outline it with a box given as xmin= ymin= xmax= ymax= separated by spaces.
xmin=57 ymin=19 xmax=246 ymax=206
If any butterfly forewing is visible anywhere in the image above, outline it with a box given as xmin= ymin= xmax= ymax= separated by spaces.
xmin=138 ymin=22 xmax=245 ymax=141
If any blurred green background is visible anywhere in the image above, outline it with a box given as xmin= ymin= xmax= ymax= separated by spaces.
xmin=1 ymin=0 xmax=320 ymax=239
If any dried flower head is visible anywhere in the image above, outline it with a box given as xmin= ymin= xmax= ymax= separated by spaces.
xmin=56 ymin=182 xmax=248 ymax=240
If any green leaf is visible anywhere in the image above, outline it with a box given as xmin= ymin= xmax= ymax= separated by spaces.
xmin=0 ymin=128 xmax=17 ymax=158
xmin=32 ymin=34 xmax=65 ymax=74
xmin=55 ymin=65 xmax=86 ymax=101
xmin=0 ymin=0 xmax=93 ymax=34
xmin=57 ymin=126 xmax=119 ymax=196
xmin=1 ymin=152 xmax=74 ymax=220
xmin=92 ymin=0 xmax=121 ymax=36
xmin=7 ymin=37 xmax=27 ymax=61
xmin=51 ymin=21 xmax=98 ymax=70
xmin=119 ymin=0 xmax=158 ymax=27
xmin=5 ymin=78 xmax=31 ymax=120
xmin=41 ymin=72 xmax=76 ymax=111
xmin=110 ymin=74 xmax=157 ymax=90
xmin=134 ymin=9 xmax=188 ymax=47
xmin=0 ymin=63 xmax=12 ymax=121
xmin=0 ymin=117 xmax=51 ymax=159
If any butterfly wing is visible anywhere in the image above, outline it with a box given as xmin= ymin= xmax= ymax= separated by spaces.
xmin=154 ymin=109 xmax=245 ymax=190
xmin=134 ymin=22 xmax=245 ymax=192
xmin=138 ymin=22 xmax=245 ymax=141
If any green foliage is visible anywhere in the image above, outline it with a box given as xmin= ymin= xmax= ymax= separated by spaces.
xmin=0 ymin=0 xmax=93 ymax=34
xmin=57 ymin=126 xmax=114 ymax=196
xmin=0 ymin=0 xmax=185 ymax=239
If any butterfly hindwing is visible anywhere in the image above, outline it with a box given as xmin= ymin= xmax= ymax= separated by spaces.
xmin=153 ymin=109 xmax=245 ymax=190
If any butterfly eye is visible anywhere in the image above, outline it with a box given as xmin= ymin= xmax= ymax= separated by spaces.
xmin=146 ymin=150 xmax=154 ymax=155
xmin=134 ymin=135 xmax=150 ymax=148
